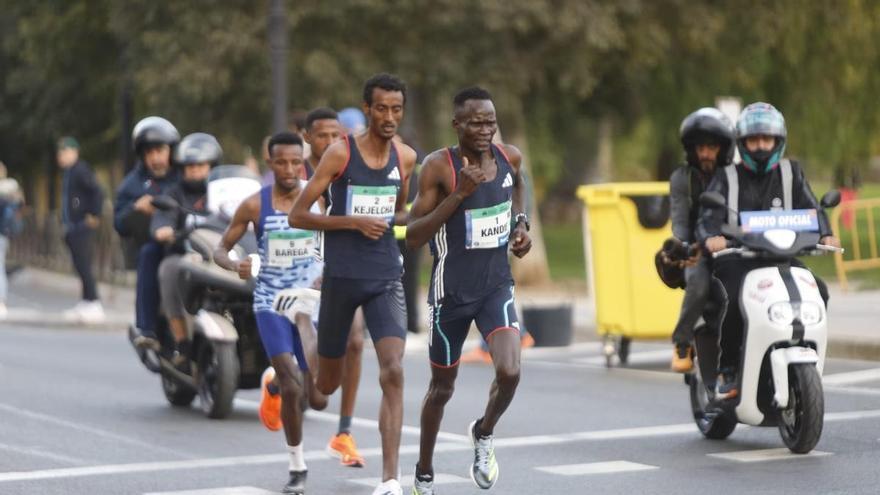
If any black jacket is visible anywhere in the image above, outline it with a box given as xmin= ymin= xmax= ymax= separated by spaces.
xmin=62 ymin=160 xmax=104 ymax=229
xmin=669 ymin=164 xmax=714 ymax=244
xmin=113 ymin=162 xmax=179 ymax=243
xmin=150 ymin=181 xmax=209 ymax=254
xmin=697 ymin=160 xmax=832 ymax=243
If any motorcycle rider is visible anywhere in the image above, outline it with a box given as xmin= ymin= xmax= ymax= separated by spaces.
xmin=668 ymin=108 xmax=734 ymax=373
xmin=698 ymin=102 xmax=840 ymax=399
xmin=114 ymin=116 xmax=180 ymax=348
xmin=152 ymin=133 xmax=219 ymax=363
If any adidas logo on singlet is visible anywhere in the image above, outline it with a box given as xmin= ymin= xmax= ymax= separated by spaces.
xmin=502 ymin=172 xmax=513 ymax=188
xmin=387 ymin=168 xmax=401 ymax=181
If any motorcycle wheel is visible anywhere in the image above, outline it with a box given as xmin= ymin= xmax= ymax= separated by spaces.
xmin=689 ymin=366 xmax=736 ymax=439
xmin=196 ymin=340 xmax=240 ymax=419
xmin=778 ymin=363 xmax=824 ymax=454
xmin=161 ymin=371 xmax=197 ymax=407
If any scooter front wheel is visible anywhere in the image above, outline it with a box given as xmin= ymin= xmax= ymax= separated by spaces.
xmin=778 ymin=363 xmax=824 ymax=453
xmin=196 ymin=341 xmax=240 ymax=419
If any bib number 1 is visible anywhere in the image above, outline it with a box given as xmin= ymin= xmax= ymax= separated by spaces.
xmin=465 ymin=200 xmax=512 ymax=249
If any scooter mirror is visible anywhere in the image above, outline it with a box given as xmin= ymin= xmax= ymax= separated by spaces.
xmin=820 ymin=190 xmax=841 ymax=209
xmin=151 ymin=195 xmax=180 ymax=211
xmin=699 ymin=191 xmax=727 ymax=209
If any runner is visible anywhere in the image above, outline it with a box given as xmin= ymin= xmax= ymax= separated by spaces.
xmin=302 ymin=106 xmax=367 ymax=468
xmin=289 ymin=73 xmax=417 ymax=495
xmin=214 ymin=132 xmax=326 ymax=495
xmin=405 ymin=87 xmax=532 ymax=493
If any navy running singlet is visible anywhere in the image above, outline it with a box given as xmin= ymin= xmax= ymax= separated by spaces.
xmin=428 ymin=144 xmax=515 ymax=306
xmin=322 ymin=135 xmax=404 ymax=280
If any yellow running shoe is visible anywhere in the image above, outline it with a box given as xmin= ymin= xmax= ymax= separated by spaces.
xmin=259 ymin=367 xmax=283 ymax=431
xmin=327 ymin=432 xmax=365 ymax=467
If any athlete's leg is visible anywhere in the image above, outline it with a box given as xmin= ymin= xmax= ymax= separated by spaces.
xmin=293 ymin=312 xmax=328 ymax=411
xmin=325 ymin=310 xmax=366 ymax=466
xmin=316 ymin=276 xmax=360 ymax=395
xmin=475 ymin=286 xmax=521 ymax=434
xmin=363 ymin=279 xmax=408 ymax=483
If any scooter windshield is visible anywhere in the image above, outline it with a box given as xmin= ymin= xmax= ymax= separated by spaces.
xmin=207 ymin=165 xmax=263 ymax=220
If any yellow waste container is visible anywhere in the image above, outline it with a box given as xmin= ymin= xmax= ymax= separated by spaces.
xmin=577 ymin=182 xmax=683 ymax=366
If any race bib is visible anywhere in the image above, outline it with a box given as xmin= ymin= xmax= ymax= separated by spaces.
xmin=347 ymin=185 xmax=397 ymax=220
xmin=465 ymin=200 xmax=512 ymax=249
xmin=267 ymin=230 xmax=315 ymax=267
xmin=740 ymin=209 xmax=819 ymax=233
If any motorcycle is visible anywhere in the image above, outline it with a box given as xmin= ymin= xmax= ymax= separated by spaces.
xmin=128 ymin=165 xmax=265 ymax=418
xmin=687 ymin=189 xmax=842 ymax=453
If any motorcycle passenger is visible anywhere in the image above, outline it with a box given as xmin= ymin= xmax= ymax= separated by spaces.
xmin=698 ymin=102 xmax=840 ymax=400
xmin=114 ymin=116 xmax=180 ymax=348
xmin=668 ymin=108 xmax=735 ymax=373
xmin=152 ymin=133 xmax=219 ymax=364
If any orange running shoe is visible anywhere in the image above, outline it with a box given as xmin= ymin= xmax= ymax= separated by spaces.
xmin=520 ymin=333 xmax=536 ymax=349
xmin=326 ymin=432 xmax=365 ymax=467
xmin=460 ymin=346 xmax=493 ymax=364
xmin=259 ymin=367 xmax=283 ymax=431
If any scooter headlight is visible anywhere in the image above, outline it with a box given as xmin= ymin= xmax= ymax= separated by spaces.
xmin=799 ymin=302 xmax=823 ymax=325
xmin=768 ymin=302 xmax=794 ymax=325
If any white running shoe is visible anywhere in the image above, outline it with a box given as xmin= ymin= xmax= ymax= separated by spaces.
xmin=372 ymin=478 xmax=402 ymax=495
xmin=411 ymin=469 xmax=434 ymax=495
xmin=468 ymin=419 xmax=499 ymax=489
xmin=79 ymin=300 xmax=106 ymax=324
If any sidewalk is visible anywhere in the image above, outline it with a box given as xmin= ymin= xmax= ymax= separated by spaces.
xmin=3 ymin=267 xmax=878 ymax=361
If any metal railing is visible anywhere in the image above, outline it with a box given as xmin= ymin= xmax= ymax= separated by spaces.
xmin=830 ymin=198 xmax=880 ymax=290
xmin=7 ymin=207 xmax=133 ymax=286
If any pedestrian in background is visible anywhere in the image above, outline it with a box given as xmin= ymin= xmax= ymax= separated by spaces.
xmin=57 ymin=137 xmax=106 ymax=324
xmin=0 ymin=160 xmax=24 ymax=320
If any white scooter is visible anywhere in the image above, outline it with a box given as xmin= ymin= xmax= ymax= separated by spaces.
xmin=688 ymin=190 xmax=843 ymax=454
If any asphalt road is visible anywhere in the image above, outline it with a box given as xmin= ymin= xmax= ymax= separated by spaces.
xmin=2 ymin=324 xmax=880 ymax=495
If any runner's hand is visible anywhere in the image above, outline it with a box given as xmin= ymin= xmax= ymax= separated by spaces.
xmin=510 ymin=226 xmax=532 ymax=258
xmin=236 ymin=258 xmax=252 ymax=280
xmin=456 ymin=156 xmax=485 ymax=199
xmin=353 ymin=216 xmax=388 ymax=240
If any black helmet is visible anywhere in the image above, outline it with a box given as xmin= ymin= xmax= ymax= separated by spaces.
xmin=175 ymin=133 xmax=223 ymax=167
xmin=132 ymin=116 xmax=180 ymax=155
xmin=679 ymin=107 xmax=735 ymax=168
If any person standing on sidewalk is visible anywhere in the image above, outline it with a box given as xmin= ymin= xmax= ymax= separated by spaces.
xmin=0 ymin=160 xmax=24 ymax=320
xmin=57 ymin=137 xmax=105 ymax=324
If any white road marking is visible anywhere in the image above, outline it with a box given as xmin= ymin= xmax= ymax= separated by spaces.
xmin=708 ymin=448 xmax=832 ymax=463
xmin=822 ymin=368 xmax=880 ymax=386
xmin=146 ymin=487 xmax=277 ymax=495
xmin=4 ymin=408 xmax=880 ymax=483
xmin=0 ymin=403 xmax=192 ymax=459
xmin=536 ymin=461 xmax=659 ymax=476
xmin=0 ymin=442 xmax=88 ymax=466
xmin=575 ymin=350 xmax=671 ymax=366
xmin=826 ymin=385 xmax=880 ymax=397
xmin=348 ymin=473 xmax=469 ymax=487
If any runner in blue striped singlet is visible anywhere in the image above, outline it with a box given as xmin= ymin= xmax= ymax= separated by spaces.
xmin=406 ymin=87 xmax=533 ymax=494
xmin=289 ymin=74 xmax=418 ymax=495
xmin=214 ymin=132 xmax=324 ymax=495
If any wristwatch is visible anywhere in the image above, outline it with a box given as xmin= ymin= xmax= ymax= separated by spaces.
xmin=514 ymin=213 xmax=530 ymax=231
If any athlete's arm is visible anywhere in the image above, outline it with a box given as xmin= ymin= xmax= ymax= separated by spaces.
xmin=505 ymin=144 xmax=532 ymax=258
xmin=406 ymin=150 xmax=485 ymax=249
xmin=289 ymin=141 xmax=387 ymax=240
xmin=393 ymin=143 xmax=418 ymax=226
xmin=214 ymin=194 xmax=258 ymax=280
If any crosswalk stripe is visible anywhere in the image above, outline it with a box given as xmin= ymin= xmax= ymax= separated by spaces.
xmin=707 ymin=448 xmax=832 ymax=463
xmin=145 ymin=487 xmax=276 ymax=495
xmin=349 ymin=473 xmax=470 ymax=487
xmin=535 ymin=461 xmax=658 ymax=476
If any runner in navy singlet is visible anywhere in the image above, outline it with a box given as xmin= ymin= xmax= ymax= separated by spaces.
xmin=405 ymin=87 xmax=532 ymax=494
xmin=289 ymin=74 xmax=417 ymax=495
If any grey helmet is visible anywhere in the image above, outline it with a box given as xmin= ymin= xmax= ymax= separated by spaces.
xmin=175 ymin=132 xmax=223 ymax=167
xmin=736 ymin=102 xmax=787 ymax=174
xmin=132 ymin=116 xmax=180 ymax=155
xmin=679 ymin=107 xmax=735 ymax=168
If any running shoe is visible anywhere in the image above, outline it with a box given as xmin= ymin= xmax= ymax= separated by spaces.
xmin=671 ymin=343 xmax=694 ymax=373
xmin=468 ymin=419 xmax=498 ymax=489
xmin=715 ymin=367 xmax=739 ymax=400
xmin=326 ymin=432 xmax=365 ymax=467
xmin=259 ymin=367 xmax=283 ymax=431
xmin=520 ymin=332 xmax=535 ymax=349
xmin=282 ymin=470 xmax=306 ymax=494
xmin=372 ymin=478 xmax=402 ymax=495
xmin=412 ymin=467 xmax=434 ymax=495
